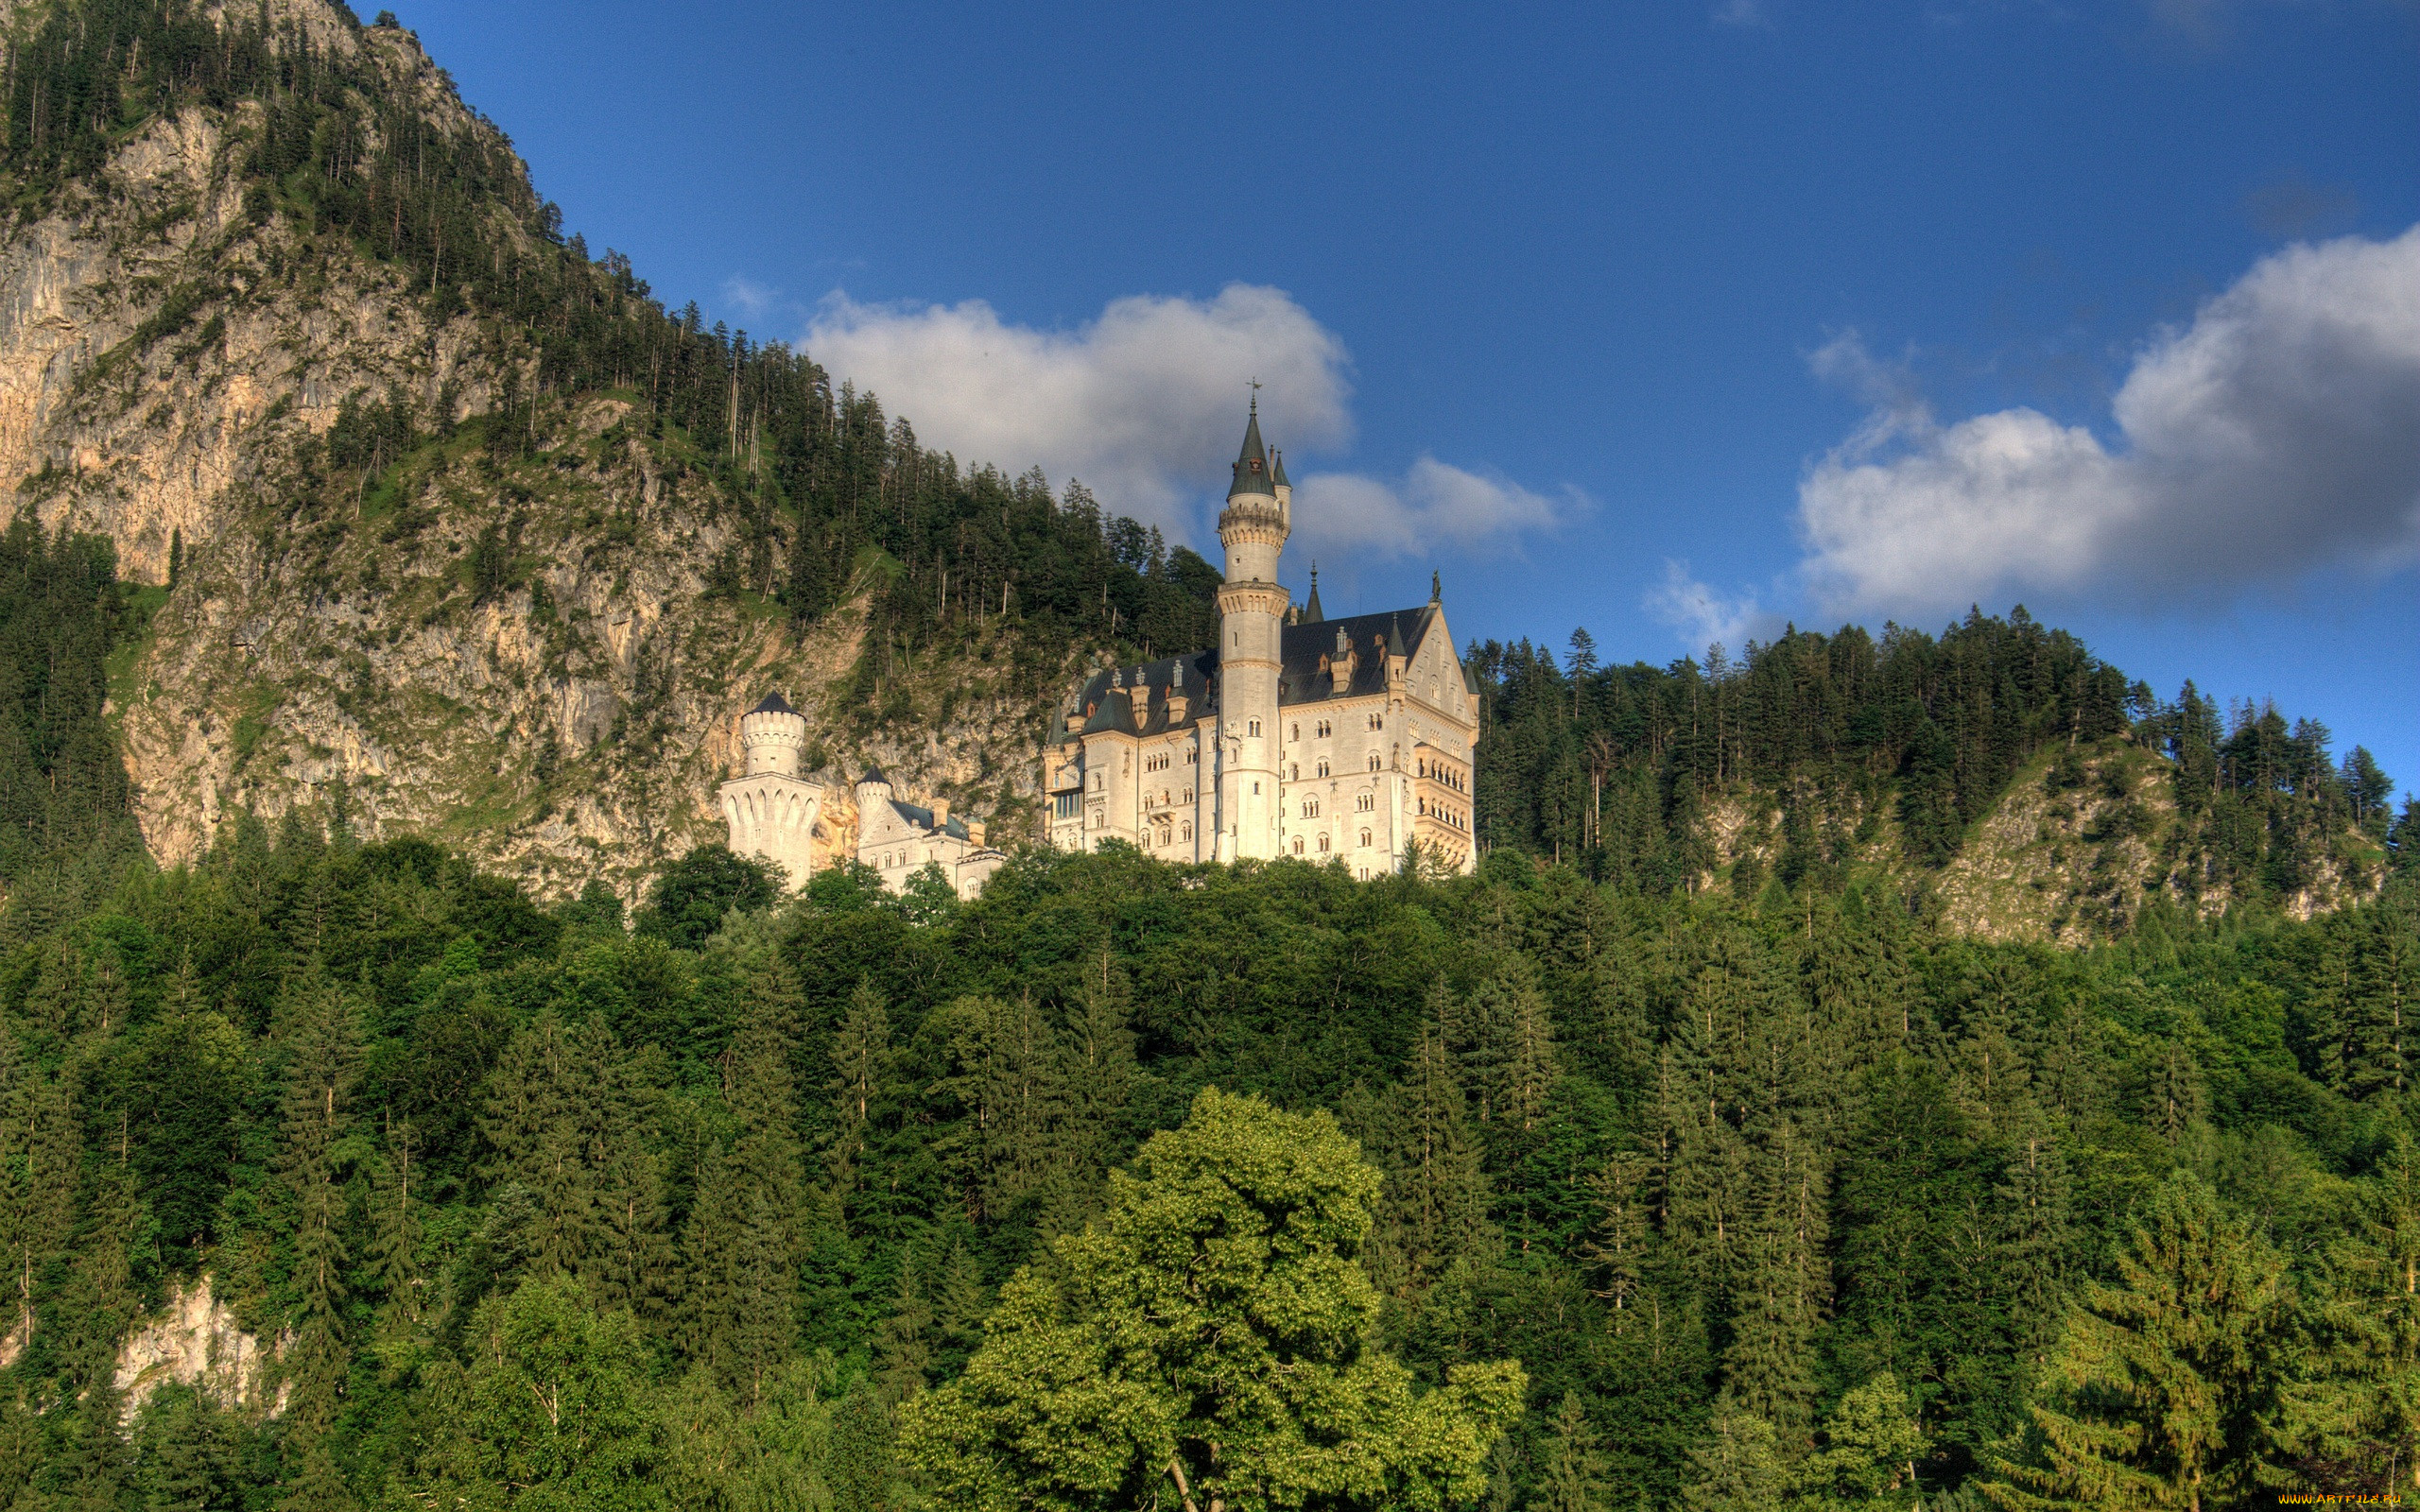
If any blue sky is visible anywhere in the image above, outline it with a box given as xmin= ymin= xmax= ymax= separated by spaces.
xmin=401 ymin=0 xmax=2417 ymax=794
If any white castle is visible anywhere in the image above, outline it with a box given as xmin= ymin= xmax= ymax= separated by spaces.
xmin=1042 ymin=404 xmax=1479 ymax=875
xmin=718 ymin=692 xmax=1006 ymax=900
xmin=721 ymin=404 xmax=1478 ymax=895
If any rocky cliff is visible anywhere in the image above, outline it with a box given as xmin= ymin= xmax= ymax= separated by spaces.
xmin=0 ymin=4 xmax=1084 ymax=897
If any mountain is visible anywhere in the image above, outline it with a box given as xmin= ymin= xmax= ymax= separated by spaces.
xmin=0 ymin=0 xmax=2402 ymax=935
xmin=0 ymin=0 xmax=1215 ymax=898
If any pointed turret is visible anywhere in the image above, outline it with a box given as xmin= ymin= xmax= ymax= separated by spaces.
xmin=1271 ymin=448 xmax=1290 ymax=489
xmin=1303 ymin=563 xmax=1323 ymax=623
xmin=1228 ymin=401 xmax=1273 ymax=500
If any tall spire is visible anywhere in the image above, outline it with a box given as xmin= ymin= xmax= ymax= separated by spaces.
xmin=1228 ymin=402 xmax=1271 ymax=500
xmin=1303 ymin=562 xmax=1323 ymax=622
xmin=1271 ymin=447 xmax=1290 ymax=489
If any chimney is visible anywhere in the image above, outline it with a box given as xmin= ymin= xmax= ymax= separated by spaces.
xmin=931 ymin=796 xmax=951 ymax=831
xmin=967 ymin=820 xmax=986 ymax=848
xmin=1333 ymin=627 xmax=1357 ymax=696
xmin=1166 ymin=662 xmax=1189 ymax=723
xmin=1127 ymin=679 xmax=1151 ymax=726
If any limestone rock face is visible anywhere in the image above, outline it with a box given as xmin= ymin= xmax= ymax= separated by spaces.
xmin=0 ymin=7 xmax=1071 ymax=898
xmin=112 ymin=1274 xmax=286 ymax=1419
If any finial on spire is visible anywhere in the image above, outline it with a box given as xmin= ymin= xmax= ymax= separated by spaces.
xmin=1431 ymin=570 xmax=1442 ymax=603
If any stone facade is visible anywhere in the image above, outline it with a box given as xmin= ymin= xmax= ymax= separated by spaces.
xmin=719 ymin=694 xmax=1005 ymax=900
xmin=1043 ymin=407 xmax=1480 ymax=877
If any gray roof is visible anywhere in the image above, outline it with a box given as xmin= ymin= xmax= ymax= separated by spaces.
xmin=1228 ymin=405 xmax=1274 ymax=499
xmin=859 ymin=765 xmax=890 ymax=786
xmin=1271 ymin=448 xmax=1291 ymax=489
xmin=1056 ymin=604 xmax=1452 ymax=746
xmin=750 ymin=690 xmax=796 ymax=715
xmin=890 ymin=799 xmax=971 ymax=842
xmin=1302 ymin=566 xmax=1323 ymax=623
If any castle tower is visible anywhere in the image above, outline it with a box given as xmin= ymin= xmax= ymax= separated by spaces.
xmin=719 ymin=692 xmax=823 ymax=887
xmin=1214 ymin=403 xmax=1289 ymax=861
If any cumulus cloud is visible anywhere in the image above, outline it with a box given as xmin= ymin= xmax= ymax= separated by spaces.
xmin=1292 ymin=457 xmax=1580 ymax=561
xmin=1796 ymin=224 xmax=2420 ymax=622
xmin=803 ymin=284 xmax=1353 ymax=531
xmin=1644 ymin=559 xmax=1768 ymax=653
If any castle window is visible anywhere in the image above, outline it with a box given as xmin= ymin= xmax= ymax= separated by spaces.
xmin=1359 ymin=828 xmax=1372 ymax=847
xmin=1187 ymin=749 xmax=1198 ymax=764
xmin=1054 ymin=793 xmax=1079 ymax=819
xmin=1368 ymin=754 xmax=1380 ymax=772
xmin=1184 ymin=787 xmax=1194 ymax=802
xmin=1301 ymin=799 xmax=1321 ymax=818
xmin=1317 ymin=834 xmax=1330 ymax=852
xmin=1181 ymin=823 xmax=1192 ymax=842
xmin=1291 ymin=837 xmax=1305 ymax=855
xmin=1357 ymin=867 xmax=1371 ymax=880
xmin=1357 ymin=794 xmax=1374 ymax=812
xmin=1289 ymin=764 xmax=1299 ymax=781
xmin=1291 ymin=723 xmax=1300 ymax=741
xmin=1092 ymin=772 xmax=1102 ymax=791
xmin=1248 ymin=719 xmax=1262 ymax=738
xmin=1316 ymin=719 xmax=1332 ymax=738
xmin=1368 ymin=713 xmax=1383 ymax=730
xmin=1316 ymin=759 xmax=1330 ymax=778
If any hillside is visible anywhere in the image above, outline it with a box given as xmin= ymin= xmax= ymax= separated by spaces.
xmin=0 ymin=0 xmax=2402 ymax=934
xmin=0 ymin=0 xmax=1214 ymax=898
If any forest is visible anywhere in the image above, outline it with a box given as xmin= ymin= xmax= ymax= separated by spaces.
xmin=0 ymin=517 xmax=2411 ymax=1508
xmin=3 ymin=2 xmax=2416 ymax=1506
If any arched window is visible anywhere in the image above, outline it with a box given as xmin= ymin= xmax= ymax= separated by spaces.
xmin=1291 ymin=837 xmax=1305 ymax=855
xmin=1316 ymin=759 xmax=1330 ymax=778
xmin=1359 ymin=828 xmax=1372 ymax=848
xmin=1291 ymin=723 xmax=1300 ymax=741
xmin=1181 ymin=823 xmax=1192 ymax=842
xmin=1302 ymin=799 xmax=1321 ymax=817
xmin=1368 ymin=754 xmax=1380 ymax=771
xmin=1248 ymin=719 xmax=1262 ymax=737
xmin=1289 ymin=764 xmax=1300 ymax=781
xmin=1318 ymin=834 xmax=1330 ymax=852
xmin=1357 ymin=793 xmax=1374 ymax=812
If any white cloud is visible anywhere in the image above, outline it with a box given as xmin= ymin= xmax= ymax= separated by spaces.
xmin=803 ymin=284 xmax=1352 ymax=531
xmin=1644 ymin=559 xmax=1767 ymax=654
xmin=798 ymin=282 xmax=1578 ymax=555
xmin=1795 ymin=224 xmax=2420 ymax=622
xmin=1292 ymin=457 xmax=1581 ymax=561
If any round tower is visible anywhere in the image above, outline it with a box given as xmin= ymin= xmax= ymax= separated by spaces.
xmin=1215 ymin=401 xmax=1290 ymax=861
xmin=740 ymin=691 xmax=807 ymax=776
xmin=719 ymin=690 xmax=822 ymax=888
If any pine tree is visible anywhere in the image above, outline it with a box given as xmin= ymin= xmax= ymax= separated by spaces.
xmin=1531 ymin=1391 xmax=1609 ymax=1512
xmin=1374 ymin=1025 xmax=1495 ymax=1297
xmin=2316 ymin=896 xmax=2414 ymax=1102
xmin=371 ymin=1114 xmax=425 ymax=1324
xmin=1681 ymin=1402 xmax=1789 ymax=1512
xmin=828 ymin=977 xmax=891 ymax=1191
xmin=684 ymin=1003 xmax=804 ymax=1407
xmin=1986 ymin=1170 xmax=2295 ymax=1509
xmin=875 ymin=1254 xmax=936 ymax=1404
xmin=2299 ymin=1136 xmax=2420 ymax=1496
xmin=1798 ymin=1372 xmax=1925 ymax=1507
xmin=1720 ymin=1119 xmax=1827 ymax=1435
xmin=1582 ymin=1150 xmax=1651 ymax=1329
xmin=277 ymin=982 xmax=364 ymax=1436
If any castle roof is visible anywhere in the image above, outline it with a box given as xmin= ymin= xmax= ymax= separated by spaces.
xmin=749 ymin=690 xmax=796 ymax=715
xmin=1053 ymin=602 xmax=1460 ymax=747
xmin=889 ymin=799 xmax=972 ymax=842
xmin=859 ymin=765 xmax=890 ymax=786
xmin=1228 ymin=404 xmax=1273 ymax=500
xmin=1271 ymin=448 xmax=1290 ymax=489
xmin=1302 ymin=565 xmax=1323 ymax=623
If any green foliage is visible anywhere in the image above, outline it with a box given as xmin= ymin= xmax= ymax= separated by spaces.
xmin=900 ymin=1088 xmax=1527 ymax=1511
xmin=633 ymin=844 xmax=782 ymax=949
xmin=1471 ymin=612 xmax=2386 ymax=911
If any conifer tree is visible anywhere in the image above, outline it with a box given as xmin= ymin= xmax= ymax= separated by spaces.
xmin=875 ymin=1254 xmax=936 ymax=1404
xmin=1681 ymin=1402 xmax=1789 ymax=1512
xmin=828 ymin=977 xmax=891 ymax=1191
xmin=371 ymin=1115 xmax=425 ymax=1324
xmin=1373 ymin=1025 xmax=1495 ymax=1297
xmin=1986 ymin=1171 xmax=2295 ymax=1508
xmin=1532 ymin=1391 xmax=1610 ymax=1512
xmin=2300 ymin=1136 xmax=2420 ymax=1495
xmin=277 ymin=982 xmax=364 ymax=1436
xmin=1582 ymin=1150 xmax=1651 ymax=1329
xmin=2316 ymin=895 xmax=2414 ymax=1102
xmin=684 ymin=1002 xmax=804 ymax=1407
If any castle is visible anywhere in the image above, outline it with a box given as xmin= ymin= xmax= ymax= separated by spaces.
xmin=718 ymin=692 xmax=1006 ymax=901
xmin=719 ymin=404 xmax=1478 ymax=896
xmin=1042 ymin=405 xmax=1479 ymax=875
